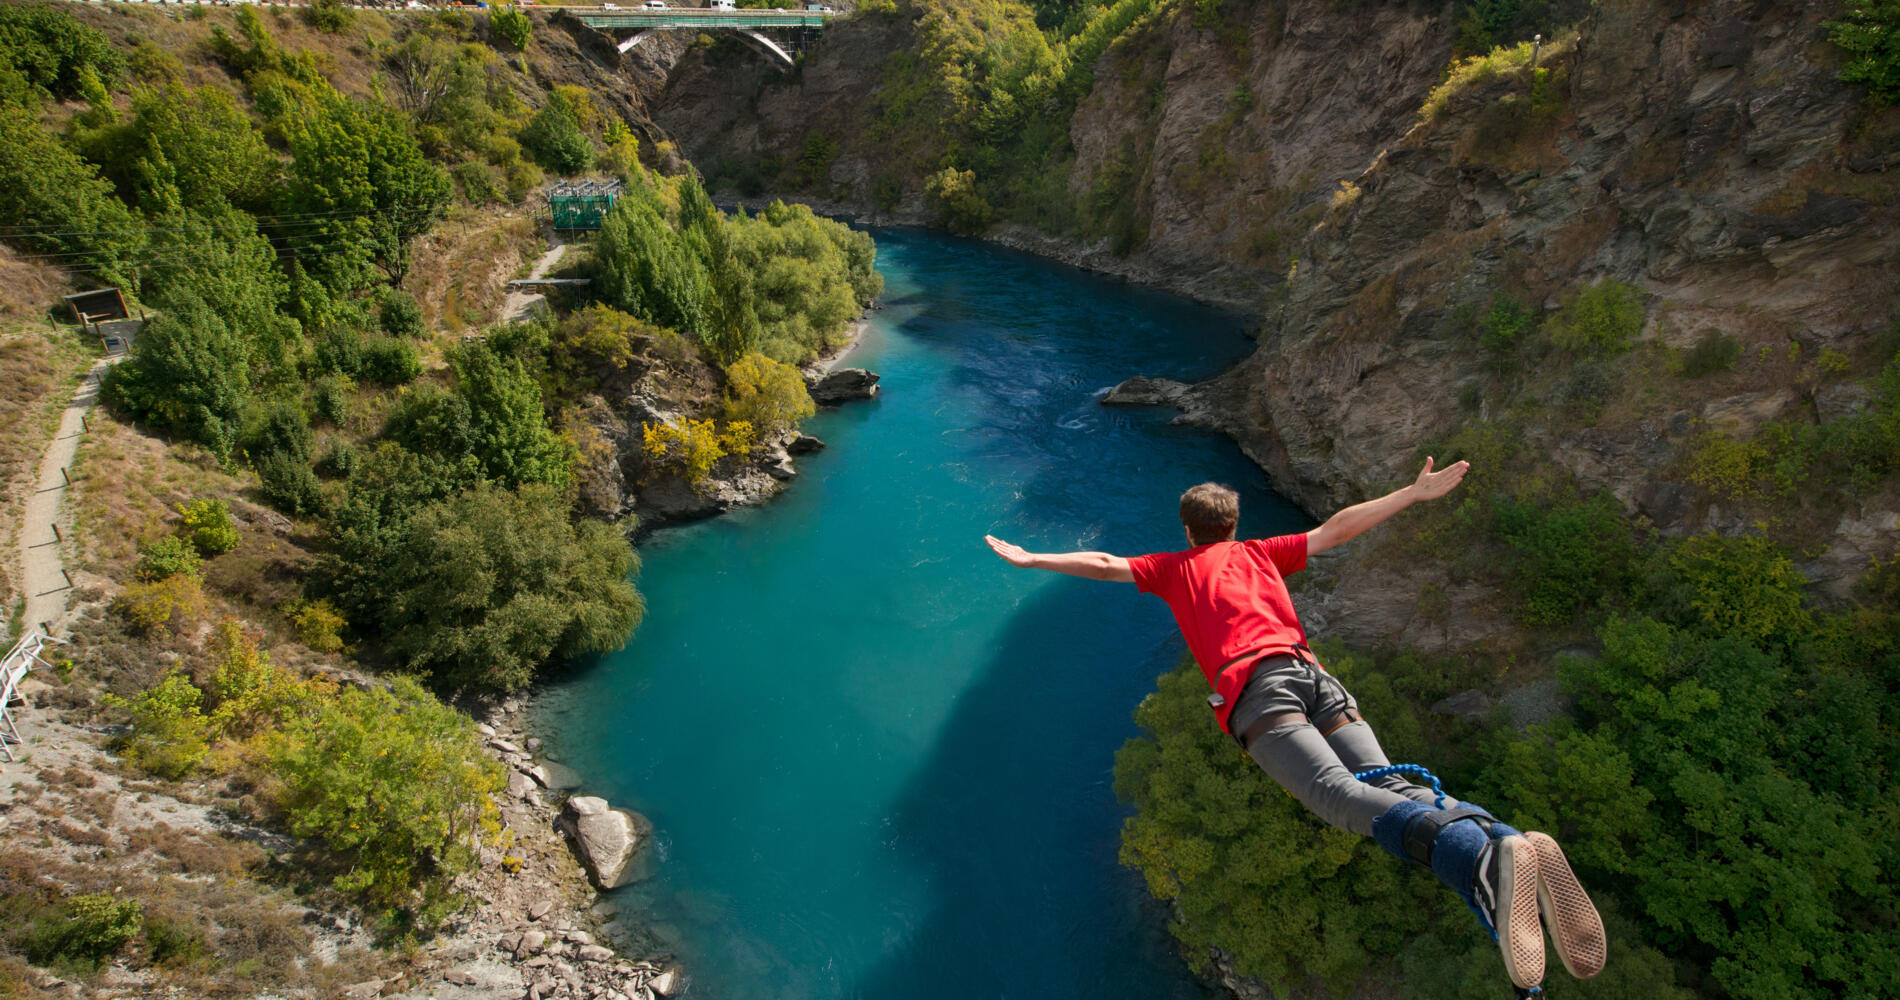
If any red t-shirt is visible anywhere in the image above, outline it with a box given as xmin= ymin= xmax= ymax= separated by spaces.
xmin=1127 ymin=533 xmax=1309 ymax=734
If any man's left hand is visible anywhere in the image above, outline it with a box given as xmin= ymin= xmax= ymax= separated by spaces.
xmin=1410 ymin=456 xmax=1469 ymax=501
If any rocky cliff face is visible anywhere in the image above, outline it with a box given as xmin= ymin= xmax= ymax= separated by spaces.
xmin=1198 ymin=0 xmax=1896 ymax=511
xmin=643 ymin=0 xmax=1898 ymax=650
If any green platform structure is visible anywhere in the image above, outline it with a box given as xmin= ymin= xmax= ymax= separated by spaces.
xmin=548 ymin=179 xmax=623 ymax=232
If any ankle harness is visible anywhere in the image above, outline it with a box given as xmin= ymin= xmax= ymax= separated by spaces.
xmin=1399 ymin=807 xmax=1496 ymax=866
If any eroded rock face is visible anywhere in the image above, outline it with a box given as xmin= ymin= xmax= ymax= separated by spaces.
xmin=557 ymin=796 xmax=654 ymax=891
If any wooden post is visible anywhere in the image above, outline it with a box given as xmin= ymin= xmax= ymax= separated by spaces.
xmin=39 ymin=622 xmax=51 ymax=636
xmin=59 ymin=467 xmax=69 ymax=486
xmin=79 ymin=414 xmax=87 ymax=433
xmin=50 ymin=523 xmax=61 ymax=543
xmin=60 ymin=569 xmax=73 ymax=588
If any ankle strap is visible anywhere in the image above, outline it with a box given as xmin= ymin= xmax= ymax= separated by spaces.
xmin=1400 ymin=807 xmax=1494 ymax=866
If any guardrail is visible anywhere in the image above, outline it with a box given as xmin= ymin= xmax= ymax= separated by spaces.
xmin=1 ymin=632 xmax=68 ymax=763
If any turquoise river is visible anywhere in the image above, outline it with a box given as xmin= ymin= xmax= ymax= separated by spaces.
xmin=535 ymin=228 xmax=1309 ymax=999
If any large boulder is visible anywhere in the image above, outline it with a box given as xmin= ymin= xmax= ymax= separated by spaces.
xmin=557 ymin=796 xmax=653 ymax=890
xmin=807 ymin=367 xmax=880 ymax=404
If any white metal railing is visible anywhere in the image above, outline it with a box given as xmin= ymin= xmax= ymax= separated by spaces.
xmin=2 ymin=632 xmax=69 ymax=763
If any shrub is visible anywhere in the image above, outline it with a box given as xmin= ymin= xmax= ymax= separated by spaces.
xmin=313 ymin=325 xmax=365 ymax=377
xmin=317 ymin=440 xmax=358 ymax=479
xmin=1559 ymin=359 xmax=1613 ymax=423
xmin=1829 ymin=2 xmax=1900 ymax=104
xmin=1680 ymin=331 xmax=1740 ymax=378
xmin=1477 ymin=294 xmax=1533 ymax=355
xmin=243 ymin=398 xmax=314 ymax=464
xmin=175 ymin=498 xmax=239 ymax=556
xmin=135 ymin=535 xmax=202 ymax=582
xmin=110 ymin=670 xmax=210 ymax=779
xmin=643 ymin=418 xmax=725 ymax=488
xmin=285 ymin=598 xmax=347 ymax=654
xmin=113 ymin=576 xmax=206 ymax=637
xmin=311 ymin=375 xmax=351 ymax=427
xmin=299 ymin=0 xmax=352 ymax=33
xmin=258 ymin=452 xmax=326 ymax=518
xmin=265 ymin=675 xmax=504 ymax=922
xmin=379 ymin=289 xmax=424 ymax=338
xmin=925 ymin=166 xmax=993 ymax=234
xmin=0 ymin=3 xmax=124 ymax=98
xmin=519 ymin=93 xmax=592 ymax=175
xmin=452 ymin=160 xmax=505 ymax=205
xmin=19 ymin=894 xmax=143 ymax=972
xmin=1495 ymin=492 xmax=1645 ymax=625
xmin=1663 ymin=534 xmax=1812 ymax=644
xmin=722 ymin=352 xmax=816 ymax=438
xmin=1546 ymin=279 xmax=1646 ymax=356
xmin=1686 ymin=432 xmax=1770 ymax=502
xmin=197 ymin=620 xmax=307 ymax=746
xmin=360 ymin=337 xmax=422 ymax=385
xmin=490 ymin=4 xmax=531 ymax=50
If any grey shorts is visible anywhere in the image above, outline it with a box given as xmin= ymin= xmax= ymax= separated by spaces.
xmin=1226 ymin=652 xmax=1358 ymax=741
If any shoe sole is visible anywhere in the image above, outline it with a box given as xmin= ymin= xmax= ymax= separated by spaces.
xmin=1495 ymin=835 xmax=1546 ymax=989
xmin=1526 ymin=831 xmax=1606 ymax=978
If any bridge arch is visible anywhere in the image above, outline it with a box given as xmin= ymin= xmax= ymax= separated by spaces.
xmin=617 ymin=27 xmax=795 ymax=69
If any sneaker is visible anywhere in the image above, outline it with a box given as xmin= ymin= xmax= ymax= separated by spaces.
xmin=1524 ymin=831 xmax=1607 ymax=978
xmin=1473 ymin=834 xmax=1545 ymax=989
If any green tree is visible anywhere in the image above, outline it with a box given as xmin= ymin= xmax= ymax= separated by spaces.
xmin=0 ymin=103 xmax=141 ymax=284
xmin=111 ymin=670 xmax=211 ymax=780
xmin=723 ymin=352 xmax=815 ymax=437
xmin=728 ymin=202 xmax=875 ymax=363
xmin=1829 ymin=1 xmax=1900 ymax=103
xmin=379 ymin=289 xmax=425 ymax=337
xmin=361 ymin=337 xmax=422 ymax=384
xmin=703 ymin=217 xmax=763 ymax=366
xmin=366 ymin=483 xmax=644 ymax=692
xmin=278 ymin=82 xmax=452 ymax=289
xmin=318 ymin=441 xmax=484 ymax=627
xmin=593 ymin=184 xmax=710 ymax=334
xmin=0 ymin=3 xmax=123 ymax=99
xmin=104 ymin=290 xmax=252 ymax=460
xmin=176 ymin=498 xmax=240 ymax=556
xmin=266 ymin=675 xmax=502 ymax=923
xmin=450 ymin=341 xmax=571 ymax=489
xmin=90 ymin=84 xmax=279 ymax=214
xmin=518 ymin=91 xmax=592 ymax=175
xmin=490 ymin=4 xmax=532 ymax=50
xmin=1546 ymin=279 xmax=1646 ymax=356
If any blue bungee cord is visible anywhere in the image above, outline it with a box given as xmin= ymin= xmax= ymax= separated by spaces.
xmin=1351 ymin=762 xmax=1447 ymax=810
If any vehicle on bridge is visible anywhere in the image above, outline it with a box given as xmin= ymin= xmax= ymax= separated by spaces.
xmin=710 ymin=0 xmax=734 ymax=8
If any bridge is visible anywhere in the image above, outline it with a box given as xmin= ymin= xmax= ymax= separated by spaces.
xmin=568 ymin=6 xmax=837 ymax=68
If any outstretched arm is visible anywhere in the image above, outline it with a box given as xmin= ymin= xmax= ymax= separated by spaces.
xmin=984 ymin=535 xmax=1136 ymax=583
xmin=1304 ymin=456 xmax=1469 ymax=556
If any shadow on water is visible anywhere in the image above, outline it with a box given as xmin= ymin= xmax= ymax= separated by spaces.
xmin=842 ymin=575 xmax=1218 ymax=1000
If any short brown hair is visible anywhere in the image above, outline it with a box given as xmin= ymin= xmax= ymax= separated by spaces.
xmin=1179 ymin=483 xmax=1238 ymax=545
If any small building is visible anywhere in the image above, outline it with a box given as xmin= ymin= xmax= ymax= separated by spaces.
xmin=548 ymin=179 xmax=624 ymax=231
xmin=62 ymin=287 xmax=127 ymax=326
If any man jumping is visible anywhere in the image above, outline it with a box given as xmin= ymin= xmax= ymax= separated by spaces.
xmin=984 ymin=458 xmax=1605 ymax=992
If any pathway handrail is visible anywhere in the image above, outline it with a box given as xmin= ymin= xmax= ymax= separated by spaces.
xmin=1 ymin=631 xmax=70 ymax=762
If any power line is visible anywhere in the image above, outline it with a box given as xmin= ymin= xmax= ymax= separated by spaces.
xmin=0 ymin=204 xmax=449 ymax=238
